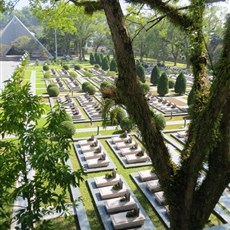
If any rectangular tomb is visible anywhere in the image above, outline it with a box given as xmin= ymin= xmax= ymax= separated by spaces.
xmin=111 ymin=211 xmax=145 ymax=230
xmin=87 ymin=158 xmax=110 ymax=169
xmin=95 ymin=175 xmax=121 ymax=188
xmin=138 ymin=170 xmax=158 ymax=182
xmin=126 ymin=154 xmax=148 ymax=164
xmin=105 ymin=196 xmax=136 ymax=214
xmin=99 ymin=185 xmax=127 ymax=200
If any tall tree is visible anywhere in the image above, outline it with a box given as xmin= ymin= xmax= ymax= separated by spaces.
xmin=136 ymin=63 xmax=145 ymax=82
xmin=0 ymin=61 xmax=82 ymax=229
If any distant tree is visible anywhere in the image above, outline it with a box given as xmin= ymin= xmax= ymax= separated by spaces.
xmin=102 ymin=56 xmax=109 ymax=71
xmin=85 ymin=84 xmax=96 ymax=95
xmin=150 ymin=65 xmax=160 ymax=85
xmin=89 ymin=53 xmax=95 ymax=65
xmin=60 ymin=120 xmax=76 ymax=138
xmin=157 ymin=72 xmax=169 ymax=96
xmin=136 ymin=63 xmax=145 ymax=82
xmin=175 ymin=72 xmax=187 ymax=95
xmin=94 ymin=53 xmax=102 ymax=66
xmin=110 ymin=58 xmax=117 ymax=72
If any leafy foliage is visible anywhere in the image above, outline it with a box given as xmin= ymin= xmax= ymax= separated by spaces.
xmin=150 ymin=65 xmax=161 ymax=86
xmin=47 ymin=86 xmax=60 ymax=97
xmin=175 ymin=72 xmax=186 ymax=95
xmin=102 ymin=56 xmax=109 ymax=71
xmin=136 ymin=63 xmax=145 ymax=82
xmin=120 ymin=117 xmax=134 ymax=132
xmin=0 ymin=62 xmax=82 ymax=229
xmin=157 ymin=72 xmax=169 ymax=96
xmin=110 ymin=58 xmax=117 ymax=72
xmin=89 ymin=53 xmax=95 ymax=65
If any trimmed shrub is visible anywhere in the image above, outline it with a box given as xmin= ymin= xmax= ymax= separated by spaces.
xmin=60 ymin=121 xmax=76 ymax=138
xmin=100 ymin=80 xmax=112 ymax=89
xmin=140 ymin=82 xmax=150 ymax=95
xmin=63 ymin=64 xmax=69 ymax=70
xmin=89 ymin=53 xmax=95 ymax=65
xmin=154 ymin=113 xmax=166 ymax=130
xmin=47 ymin=83 xmax=57 ymax=90
xmin=74 ymin=65 xmax=81 ymax=70
xmin=175 ymin=72 xmax=186 ymax=95
xmin=43 ymin=65 xmax=49 ymax=71
xmin=169 ymin=79 xmax=175 ymax=89
xmin=136 ymin=63 xmax=145 ymax=82
xmin=110 ymin=58 xmax=117 ymax=72
xmin=44 ymin=71 xmax=51 ymax=79
xmin=94 ymin=53 xmax=102 ymax=66
xmin=157 ymin=72 xmax=169 ymax=96
xmin=69 ymin=71 xmax=77 ymax=78
xmin=47 ymin=86 xmax=59 ymax=97
xmin=107 ymin=71 xmax=117 ymax=77
xmin=85 ymin=71 xmax=93 ymax=77
xmin=82 ymin=82 xmax=91 ymax=92
xmin=120 ymin=117 xmax=134 ymax=132
xmin=94 ymin=64 xmax=100 ymax=69
xmin=110 ymin=107 xmax=126 ymax=125
xmin=102 ymin=57 xmax=109 ymax=71
xmin=85 ymin=84 xmax=96 ymax=95
xmin=188 ymin=86 xmax=194 ymax=106
xmin=150 ymin=65 xmax=160 ymax=85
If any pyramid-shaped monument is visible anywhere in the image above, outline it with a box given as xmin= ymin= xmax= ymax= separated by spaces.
xmin=0 ymin=16 xmax=53 ymax=59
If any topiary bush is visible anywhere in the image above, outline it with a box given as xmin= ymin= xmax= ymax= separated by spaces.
xmin=89 ymin=53 xmax=95 ymax=65
xmin=120 ymin=117 xmax=134 ymax=132
xmin=63 ymin=64 xmax=69 ymax=70
xmin=82 ymin=82 xmax=91 ymax=92
xmin=43 ymin=65 xmax=49 ymax=71
xmin=47 ymin=83 xmax=57 ymax=90
xmin=85 ymin=84 xmax=96 ymax=95
xmin=74 ymin=65 xmax=81 ymax=70
xmin=151 ymin=65 xmax=160 ymax=86
xmin=136 ymin=63 xmax=145 ymax=82
xmin=47 ymin=86 xmax=60 ymax=97
xmin=94 ymin=64 xmax=100 ymax=69
xmin=100 ymin=80 xmax=112 ymax=89
xmin=102 ymin=57 xmax=109 ymax=71
xmin=157 ymin=72 xmax=169 ymax=96
xmin=175 ymin=72 xmax=186 ymax=95
xmin=169 ymin=79 xmax=175 ymax=89
xmin=69 ymin=71 xmax=77 ymax=78
xmin=60 ymin=121 xmax=76 ymax=138
xmin=110 ymin=58 xmax=117 ymax=72
xmin=44 ymin=71 xmax=51 ymax=79
xmin=154 ymin=113 xmax=166 ymax=130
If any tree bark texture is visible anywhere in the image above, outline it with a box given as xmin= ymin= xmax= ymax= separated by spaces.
xmin=101 ymin=1 xmax=230 ymax=229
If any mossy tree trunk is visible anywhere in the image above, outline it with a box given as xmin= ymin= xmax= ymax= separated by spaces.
xmin=101 ymin=0 xmax=230 ymax=229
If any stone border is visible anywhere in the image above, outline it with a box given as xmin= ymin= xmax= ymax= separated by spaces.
xmin=106 ymin=139 xmax=152 ymax=168
xmin=87 ymin=175 xmax=156 ymax=230
xmin=130 ymin=172 xmax=170 ymax=228
xmin=73 ymin=140 xmax=116 ymax=173
xmin=66 ymin=159 xmax=91 ymax=230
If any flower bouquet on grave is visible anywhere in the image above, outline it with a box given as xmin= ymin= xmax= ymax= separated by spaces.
xmin=98 ymin=154 xmax=105 ymax=161
xmin=136 ymin=151 xmax=144 ymax=157
xmin=105 ymin=172 xmax=113 ymax=179
xmin=112 ymin=180 xmax=123 ymax=191
xmin=94 ymin=146 xmax=101 ymax=154
xmin=88 ymin=135 xmax=95 ymax=141
xmin=130 ymin=143 xmax=138 ymax=150
xmin=120 ymin=191 xmax=130 ymax=202
xmin=126 ymin=206 xmax=139 ymax=217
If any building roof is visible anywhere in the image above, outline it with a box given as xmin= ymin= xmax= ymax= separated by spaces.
xmin=0 ymin=15 xmax=53 ymax=58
